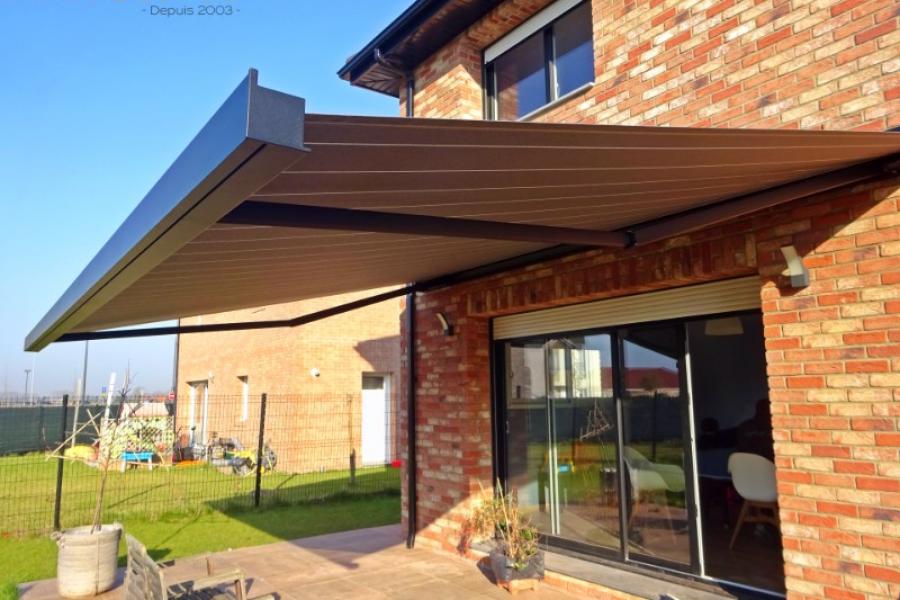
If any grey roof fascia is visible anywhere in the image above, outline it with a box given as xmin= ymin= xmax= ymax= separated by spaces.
xmin=25 ymin=69 xmax=308 ymax=351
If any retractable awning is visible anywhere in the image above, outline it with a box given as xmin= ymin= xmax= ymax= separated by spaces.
xmin=25 ymin=70 xmax=900 ymax=351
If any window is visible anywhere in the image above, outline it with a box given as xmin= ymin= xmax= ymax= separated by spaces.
xmin=485 ymin=0 xmax=594 ymax=120
xmin=496 ymin=311 xmax=781 ymax=593
xmin=239 ymin=376 xmax=249 ymax=422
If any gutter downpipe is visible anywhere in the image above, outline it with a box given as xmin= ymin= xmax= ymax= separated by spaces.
xmin=377 ymin=46 xmax=419 ymax=548
xmin=405 ymin=70 xmax=417 ymax=550
xmin=405 ymin=290 xmax=417 ymax=549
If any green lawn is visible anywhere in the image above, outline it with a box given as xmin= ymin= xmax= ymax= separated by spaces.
xmin=0 ymin=493 xmax=401 ymax=592
xmin=0 ymin=453 xmax=401 ymax=596
xmin=0 ymin=453 xmax=399 ymax=535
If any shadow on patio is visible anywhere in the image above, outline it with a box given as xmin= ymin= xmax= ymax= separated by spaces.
xmin=19 ymin=525 xmax=582 ymax=600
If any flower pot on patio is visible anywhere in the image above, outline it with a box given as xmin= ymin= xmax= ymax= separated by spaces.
xmin=466 ymin=482 xmax=545 ymax=595
xmin=489 ymin=545 xmax=544 ymax=594
xmin=52 ymin=522 xmax=123 ymax=598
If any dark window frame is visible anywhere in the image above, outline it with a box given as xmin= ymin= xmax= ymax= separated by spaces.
xmin=484 ymin=1 xmax=594 ymax=120
xmin=491 ymin=308 xmax=773 ymax=588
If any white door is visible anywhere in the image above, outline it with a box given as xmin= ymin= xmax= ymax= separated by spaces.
xmin=200 ymin=384 xmax=209 ymax=444
xmin=188 ymin=381 xmax=209 ymax=445
xmin=361 ymin=375 xmax=389 ymax=465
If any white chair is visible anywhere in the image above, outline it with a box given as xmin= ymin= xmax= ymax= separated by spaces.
xmin=623 ymin=446 xmax=685 ymax=535
xmin=727 ymin=452 xmax=779 ymax=549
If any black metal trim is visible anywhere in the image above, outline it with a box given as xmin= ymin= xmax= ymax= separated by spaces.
xmin=483 ymin=0 xmax=593 ymax=121
xmin=612 ymin=333 xmax=629 ymax=562
xmin=220 ymin=201 xmax=631 ymax=248
xmin=57 ymin=287 xmax=411 ymax=342
xmin=50 ymin=149 xmax=894 ymax=346
xmin=493 ymin=309 xmax=777 ymax=590
xmin=339 ymin=0 xmax=507 ymax=95
xmin=680 ymin=323 xmax=702 ymax=575
xmin=488 ymin=320 xmax=503 ymax=488
xmin=406 ymin=290 xmax=418 ymax=548
xmin=53 ymin=245 xmax=584 ymax=343
xmin=630 ymin=157 xmax=896 ymax=245
xmin=406 ymin=74 xmax=416 ymax=117
xmin=545 ymin=27 xmax=557 ymax=104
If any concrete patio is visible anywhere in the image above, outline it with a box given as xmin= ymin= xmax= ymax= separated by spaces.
xmin=19 ymin=525 xmax=583 ymax=600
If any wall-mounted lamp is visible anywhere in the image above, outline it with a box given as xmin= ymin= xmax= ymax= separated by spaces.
xmin=780 ymin=245 xmax=810 ymax=288
xmin=436 ymin=312 xmax=454 ymax=336
xmin=310 ymin=367 xmax=321 ymax=378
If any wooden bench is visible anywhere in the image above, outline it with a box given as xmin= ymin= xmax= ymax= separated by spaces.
xmin=124 ymin=534 xmax=274 ymax=600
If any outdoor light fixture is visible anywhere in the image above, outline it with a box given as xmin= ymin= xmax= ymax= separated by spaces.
xmin=310 ymin=368 xmax=321 ymax=378
xmin=436 ymin=312 xmax=454 ymax=336
xmin=780 ymin=244 xmax=810 ymax=288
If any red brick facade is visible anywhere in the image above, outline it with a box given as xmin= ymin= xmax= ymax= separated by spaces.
xmin=390 ymin=1 xmax=900 ymax=599
xmin=403 ymin=0 xmax=900 ymax=130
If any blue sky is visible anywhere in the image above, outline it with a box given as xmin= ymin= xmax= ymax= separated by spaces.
xmin=0 ymin=0 xmax=407 ymax=396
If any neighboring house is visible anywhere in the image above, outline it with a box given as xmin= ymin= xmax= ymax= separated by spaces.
xmin=175 ymin=289 xmax=402 ymax=473
xmin=338 ymin=1 xmax=900 ymax=599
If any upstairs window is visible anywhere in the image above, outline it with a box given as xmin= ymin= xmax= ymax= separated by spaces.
xmin=485 ymin=0 xmax=594 ymax=120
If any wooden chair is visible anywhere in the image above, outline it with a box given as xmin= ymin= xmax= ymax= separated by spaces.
xmin=124 ymin=534 xmax=274 ymax=600
xmin=727 ymin=453 xmax=779 ymax=549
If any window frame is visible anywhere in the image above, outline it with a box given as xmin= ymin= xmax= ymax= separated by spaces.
xmin=491 ymin=308 xmax=772 ymax=589
xmin=484 ymin=0 xmax=594 ymax=121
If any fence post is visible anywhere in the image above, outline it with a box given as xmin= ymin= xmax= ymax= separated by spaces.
xmin=349 ymin=449 xmax=356 ymax=487
xmin=53 ymin=394 xmax=69 ymax=531
xmin=254 ymin=393 xmax=268 ymax=508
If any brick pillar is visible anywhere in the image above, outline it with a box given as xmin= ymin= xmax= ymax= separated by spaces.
xmin=759 ymin=179 xmax=900 ymax=600
xmin=399 ymin=293 xmax=494 ymax=553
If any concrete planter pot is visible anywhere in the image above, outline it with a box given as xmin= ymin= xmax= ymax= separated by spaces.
xmin=489 ymin=545 xmax=544 ymax=594
xmin=53 ymin=523 xmax=123 ymax=598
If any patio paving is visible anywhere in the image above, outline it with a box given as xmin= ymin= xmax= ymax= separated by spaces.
xmin=19 ymin=524 xmax=581 ymax=600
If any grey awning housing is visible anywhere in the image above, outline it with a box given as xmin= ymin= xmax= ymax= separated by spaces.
xmin=25 ymin=71 xmax=900 ymax=350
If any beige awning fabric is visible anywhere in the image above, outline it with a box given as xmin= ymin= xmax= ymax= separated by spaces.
xmin=25 ymin=73 xmax=900 ymax=350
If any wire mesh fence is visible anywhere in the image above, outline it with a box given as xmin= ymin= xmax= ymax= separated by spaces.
xmin=0 ymin=393 xmax=401 ymax=537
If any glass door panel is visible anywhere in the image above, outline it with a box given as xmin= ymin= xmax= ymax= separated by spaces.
xmin=621 ymin=325 xmax=691 ymax=567
xmin=505 ymin=341 xmax=552 ymax=534
xmin=688 ymin=314 xmax=785 ymax=593
xmin=505 ymin=335 xmax=621 ymax=554
xmin=549 ymin=335 xmax=620 ymax=551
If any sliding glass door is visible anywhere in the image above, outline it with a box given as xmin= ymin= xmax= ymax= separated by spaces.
xmin=497 ymin=311 xmax=782 ymax=593
xmin=620 ymin=324 xmax=692 ymax=567
xmin=504 ymin=334 xmax=621 ymax=554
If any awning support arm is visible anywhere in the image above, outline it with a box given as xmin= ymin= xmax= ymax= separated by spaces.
xmin=56 ymin=286 xmax=411 ymax=342
xmin=219 ymin=201 xmax=632 ymax=248
xmin=630 ymin=157 xmax=898 ymax=246
xmin=52 ymin=154 xmax=900 ymax=345
xmin=52 ymin=244 xmax=582 ymax=343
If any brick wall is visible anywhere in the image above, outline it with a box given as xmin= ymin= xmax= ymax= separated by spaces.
xmin=392 ymin=1 xmax=900 ymax=595
xmin=401 ymin=176 xmax=900 ymax=600
xmin=403 ymin=0 xmax=899 ymax=131
xmin=176 ymin=289 xmax=402 ymax=473
xmin=759 ymin=181 xmax=900 ymax=600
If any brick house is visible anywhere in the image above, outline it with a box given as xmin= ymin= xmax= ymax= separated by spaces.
xmin=174 ymin=289 xmax=402 ymax=473
xmin=27 ymin=1 xmax=900 ymax=599
xmin=336 ymin=1 xmax=900 ymax=598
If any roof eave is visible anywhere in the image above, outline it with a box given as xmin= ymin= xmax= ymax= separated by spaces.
xmin=338 ymin=0 xmax=506 ymax=96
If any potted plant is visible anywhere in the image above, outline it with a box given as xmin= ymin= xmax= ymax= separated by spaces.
xmin=53 ymin=408 xmax=125 ymax=598
xmin=467 ymin=482 xmax=544 ymax=594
